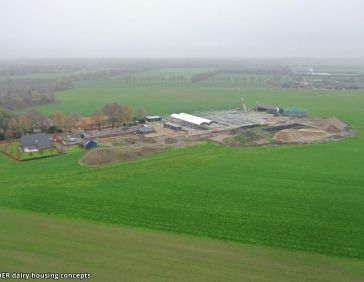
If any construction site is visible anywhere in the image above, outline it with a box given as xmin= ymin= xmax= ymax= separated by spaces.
xmin=78 ymin=99 xmax=354 ymax=166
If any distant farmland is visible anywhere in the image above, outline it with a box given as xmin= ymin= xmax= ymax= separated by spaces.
xmin=35 ymin=77 xmax=364 ymax=119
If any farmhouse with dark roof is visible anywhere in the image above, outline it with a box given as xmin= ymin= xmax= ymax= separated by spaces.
xmin=20 ymin=133 xmax=52 ymax=152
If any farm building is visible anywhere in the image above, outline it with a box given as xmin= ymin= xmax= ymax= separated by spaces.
xmin=136 ymin=125 xmax=155 ymax=134
xmin=163 ymin=122 xmax=182 ymax=131
xmin=171 ymin=113 xmax=216 ymax=127
xmin=52 ymin=135 xmax=78 ymax=146
xmin=145 ymin=116 xmax=162 ymax=122
xmin=79 ymin=138 xmax=97 ymax=150
xmin=255 ymin=104 xmax=283 ymax=114
xmin=20 ymin=133 xmax=52 ymax=152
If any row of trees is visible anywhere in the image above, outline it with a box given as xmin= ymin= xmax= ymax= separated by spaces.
xmin=91 ymin=103 xmax=145 ymax=129
xmin=0 ymin=68 xmax=150 ymax=111
xmin=190 ymin=67 xmax=292 ymax=83
xmin=0 ymin=78 xmax=72 ymax=110
xmin=0 ymin=108 xmax=80 ymax=140
xmin=120 ymin=75 xmax=190 ymax=84
xmin=0 ymin=103 xmax=146 ymax=140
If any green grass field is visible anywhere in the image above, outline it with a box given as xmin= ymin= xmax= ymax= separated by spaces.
xmin=34 ymin=79 xmax=364 ymax=121
xmin=1 ymin=139 xmax=363 ymax=258
xmin=2 ymin=83 xmax=364 ymax=258
xmin=2 ymin=69 xmax=364 ymax=278
xmin=1 ymin=207 xmax=363 ymax=282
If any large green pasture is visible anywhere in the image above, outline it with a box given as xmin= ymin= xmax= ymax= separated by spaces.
xmin=2 ymin=72 xmax=364 ymax=263
xmin=1 ymin=208 xmax=363 ymax=282
xmin=36 ymin=79 xmax=364 ymax=121
xmin=1 ymin=84 xmax=364 ymax=258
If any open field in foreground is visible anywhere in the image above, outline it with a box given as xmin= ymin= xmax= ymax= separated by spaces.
xmin=3 ymin=78 xmax=364 ymax=273
xmin=1 ymin=137 xmax=364 ymax=259
xmin=1 ymin=208 xmax=363 ymax=282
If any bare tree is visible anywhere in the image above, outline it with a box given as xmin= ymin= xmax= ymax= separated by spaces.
xmin=64 ymin=112 xmax=80 ymax=132
xmin=134 ymin=108 xmax=146 ymax=121
xmin=122 ymin=106 xmax=133 ymax=125
xmin=26 ymin=110 xmax=47 ymax=132
xmin=50 ymin=111 xmax=65 ymax=130
xmin=92 ymin=110 xmax=106 ymax=130
xmin=102 ymin=103 xmax=124 ymax=128
xmin=18 ymin=115 xmax=29 ymax=134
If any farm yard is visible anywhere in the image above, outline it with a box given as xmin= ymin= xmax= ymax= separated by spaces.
xmin=1 ymin=64 xmax=364 ymax=280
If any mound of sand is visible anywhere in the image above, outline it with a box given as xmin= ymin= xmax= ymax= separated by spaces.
xmin=80 ymin=147 xmax=158 ymax=166
xmin=316 ymin=117 xmax=348 ymax=133
xmin=274 ymin=129 xmax=328 ymax=143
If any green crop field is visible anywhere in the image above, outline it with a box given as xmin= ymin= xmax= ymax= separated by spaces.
xmin=34 ymin=78 xmax=364 ymax=120
xmin=2 ymin=68 xmax=364 ymax=279
xmin=1 ymin=208 xmax=363 ymax=282
xmin=1 ymin=138 xmax=364 ymax=258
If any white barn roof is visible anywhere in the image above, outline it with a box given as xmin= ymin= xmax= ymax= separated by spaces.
xmin=171 ymin=113 xmax=215 ymax=126
xmin=146 ymin=115 xmax=161 ymax=119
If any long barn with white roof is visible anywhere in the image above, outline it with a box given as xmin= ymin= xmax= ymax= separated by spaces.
xmin=170 ymin=113 xmax=216 ymax=127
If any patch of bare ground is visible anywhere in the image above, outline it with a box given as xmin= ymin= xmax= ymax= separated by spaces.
xmin=80 ymin=146 xmax=159 ymax=167
xmin=273 ymin=117 xmax=354 ymax=144
xmin=274 ymin=129 xmax=328 ymax=144
xmin=80 ymin=135 xmax=196 ymax=166
xmin=164 ymin=137 xmax=178 ymax=144
xmin=202 ymin=116 xmax=353 ymax=147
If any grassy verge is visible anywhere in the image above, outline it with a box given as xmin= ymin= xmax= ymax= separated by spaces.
xmin=1 ymin=207 xmax=363 ymax=282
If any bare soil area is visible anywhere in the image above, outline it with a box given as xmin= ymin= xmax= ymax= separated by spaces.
xmin=81 ymin=134 xmax=196 ymax=166
xmin=274 ymin=129 xmax=329 ymax=143
xmin=80 ymin=146 xmax=159 ymax=166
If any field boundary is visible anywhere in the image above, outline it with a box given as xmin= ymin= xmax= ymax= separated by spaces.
xmin=0 ymin=146 xmax=20 ymax=162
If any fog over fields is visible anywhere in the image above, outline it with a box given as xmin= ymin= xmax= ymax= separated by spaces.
xmin=0 ymin=0 xmax=363 ymax=59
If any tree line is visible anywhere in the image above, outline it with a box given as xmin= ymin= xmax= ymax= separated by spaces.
xmin=0 ymin=67 xmax=151 ymax=111
xmin=91 ymin=103 xmax=145 ymax=129
xmin=0 ymin=78 xmax=72 ymax=110
xmin=0 ymin=103 xmax=146 ymax=141
xmin=190 ymin=67 xmax=292 ymax=83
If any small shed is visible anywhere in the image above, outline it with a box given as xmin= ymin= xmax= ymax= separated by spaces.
xmin=136 ymin=125 xmax=155 ymax=134
xmin=145 ymin=115 xmax=162 ymax=122
xmin=163 ymin=122 xmax=182 ymax=131
xmin=255 ymin=104 xmax=283 ymax=114
xmin=79 ymin=138 xmax=97 ymax=150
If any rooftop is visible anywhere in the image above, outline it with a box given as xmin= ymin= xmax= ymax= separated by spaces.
xmin=171 ymin=113 xmax=215 ymax=126
xmin=20 ymin=133 xmax=51 ymax=148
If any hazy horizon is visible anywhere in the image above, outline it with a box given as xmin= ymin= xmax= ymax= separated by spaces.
xmin=0 ymin=0 xmax=363 ymax=59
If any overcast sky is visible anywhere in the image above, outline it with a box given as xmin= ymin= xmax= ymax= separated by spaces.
xmin=0 ymin=0 xmax=363 ymax=59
